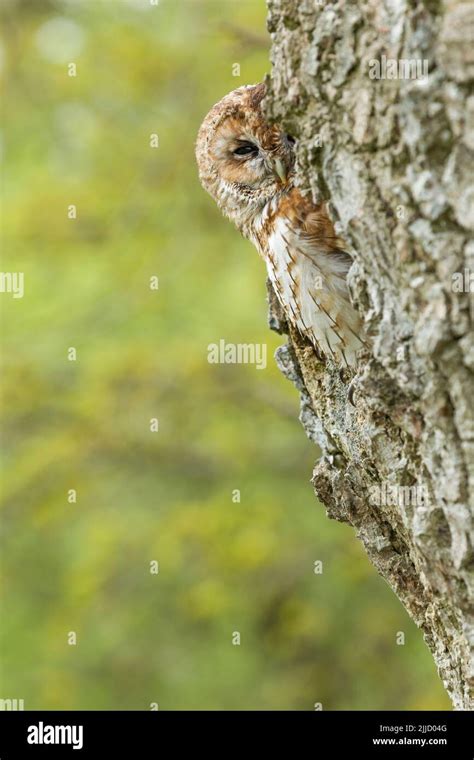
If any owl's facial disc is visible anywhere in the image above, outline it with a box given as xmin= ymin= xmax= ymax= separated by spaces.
xmin=231 ymin=138 xmax=293 ymax=184
xmin=210 ymin=120 xmax=295 ymax=193
xmin=195 ymin=84 xmax=297 ymax=227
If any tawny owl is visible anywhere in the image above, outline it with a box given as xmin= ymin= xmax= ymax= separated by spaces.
xmin=195 ymin=83 xmax=364 ymax=366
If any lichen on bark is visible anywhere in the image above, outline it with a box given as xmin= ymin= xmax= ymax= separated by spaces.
xmin=265 ymin=0 xmax=474 ymax=709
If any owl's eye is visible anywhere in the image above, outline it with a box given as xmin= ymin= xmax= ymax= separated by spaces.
xmin=233 ymin=142 xmax=258 ymax=157
xmin=286 ymin=134 xmax=296 ymax=145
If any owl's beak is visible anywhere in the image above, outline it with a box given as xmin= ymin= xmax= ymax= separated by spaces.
xmin=272 ymin=158 xmax=288 ymax=184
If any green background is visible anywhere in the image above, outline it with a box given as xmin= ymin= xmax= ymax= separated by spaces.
xmin=1 ymin=0 xmax=449 ymax=710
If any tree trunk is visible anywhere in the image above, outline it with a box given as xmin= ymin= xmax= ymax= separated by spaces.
xmin=265 ymin=0 xmax=474 ymax=710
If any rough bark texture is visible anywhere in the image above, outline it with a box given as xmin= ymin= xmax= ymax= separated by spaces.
xmin=265 ymin=0 xmax=473 ymax=710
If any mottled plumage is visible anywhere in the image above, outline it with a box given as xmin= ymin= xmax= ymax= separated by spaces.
xmin=195 ymin=83 xmax=364 ymax=366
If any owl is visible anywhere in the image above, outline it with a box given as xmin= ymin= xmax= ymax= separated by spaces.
xmin=195 ymin=83 xmax=364 ymax=367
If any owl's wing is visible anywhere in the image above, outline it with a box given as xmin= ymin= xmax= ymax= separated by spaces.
xmin=263 ymin=215 xmax=365 ymax=366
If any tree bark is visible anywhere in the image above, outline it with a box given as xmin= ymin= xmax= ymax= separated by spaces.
xmin=265 ymin=0 xmax=474 ymax=710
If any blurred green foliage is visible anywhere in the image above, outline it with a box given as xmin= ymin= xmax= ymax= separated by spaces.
xmin=0 ymin=0 xmax=449 ymax=710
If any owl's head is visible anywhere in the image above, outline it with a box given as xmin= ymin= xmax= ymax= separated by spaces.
xmin=195 ymin=83 xmax=295 ymax=230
